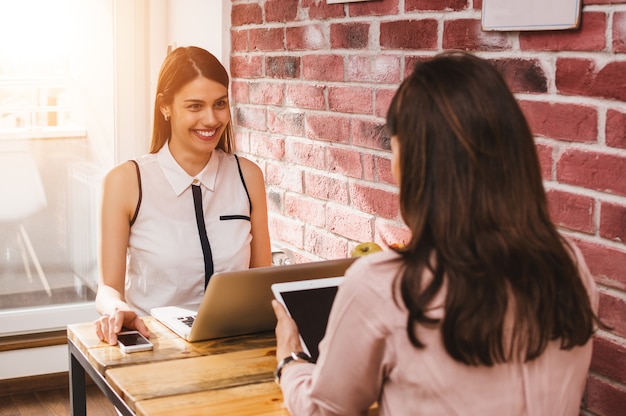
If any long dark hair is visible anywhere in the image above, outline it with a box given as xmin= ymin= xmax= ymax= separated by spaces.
xmin=150 ymin=46 xmax=235 ymax=154
xmin=386 ymin=51 xmax=600 ymax=366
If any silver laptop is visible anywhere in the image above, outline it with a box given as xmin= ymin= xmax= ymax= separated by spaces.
xmin=150 ymin=257 xmax=356 ymax=342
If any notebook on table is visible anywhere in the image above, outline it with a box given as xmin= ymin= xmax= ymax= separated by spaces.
xmin=150 ymin=257 xmax=356 ymax=342
xmin=271 ymin=276 xmax=345 ymax=362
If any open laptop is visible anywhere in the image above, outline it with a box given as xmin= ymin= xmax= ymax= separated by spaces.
xmin=271 ymin=277 xmax=344 ymax=362
xmin=150 ymin=257 xmax=356 ymax=342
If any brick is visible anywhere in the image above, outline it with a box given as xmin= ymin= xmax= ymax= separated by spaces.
xmin=249 ymin=28 xmax=285 ymax=52
xmin=302 ymin=0 xmax=346 ymax=20
xmin=519 ymin=12 xmax=607 ymax=52
xmin=405 ymin=0 xmax=468 ymax=11
xmin=267 ymin=108 xmax=305 ymax=136
xmin=328 ymin=86 xmax=373 ymax=115
xmin=231 ymin=29 xmax=248 ymax=52
xmin=606 ymin=110 xmax=626 ymax=149
xmin=234 ymin=130 xmax=250 ymax=153
xmin=614 ymin=11 xmax=626 ymax=53
xmin=266 ymin=56 xmax=301 ymax=79
xmin=519 ymin=100 xmax=597 ymax=143
xmin=304 ymin=171 xmax=349 ymax=204
xmin=231 ymin=3 xmax=263 ymax=26
xmin=546 ymin=189 xmax=595 ymax=234
xmin=302 ymin=54 xmax=344 ymax=82
xmin=443 ymin=19 xmax=512 ymax=51
xmin=230 ymin=56 xmax=263 ymax=79
xmin=249 ymin=132 xmax=285 ymax=160
xmin=285 ymin=84 xmax=325 ymax=110
xmin=535 ymin=142 xmax=554 ymax=180
xmin=330 ymin=22 xmax=370 ymax=49
xmin=349 ymin=0 xmax=400 ymax=16
xmin=327 ymin=146 xmax=362 ymax=178
xmin=380 ymin=20 xmax=438 ymax=50
xmin=349 ymin=182 xmax=400 ymax=220
xmin=600 ymin=202 xmax=626 ymax=243
xmin=266 ymin=188 xmax=283 ymax=214
xmin=574 ymin=239 xmax=626 ymax=291
xmin=305 ymin=113 xmax=351 ymax=144
xmin=556 ymin=58 xmax=626 ymax=102
xmin=285 ymin=193 xmax=326 ymax=228
xmin=585 ymin=374 xmax=626 ymax=416
xmin=304 ymin=227 xmax=349 ymax=259
xmin=556 ymin=149 xmax=626 ymax=197
xmin=265 ymin=161 xmax=303 ymax=192
xmin=285 ymin=139 xmax=325 ymax=170
xmin=346 ymin=55 xmax=401 ymax=84
xmin=269 ymin=214 xmax=304 ymax=249
xmin=286 ymin=24 xmax=326 ymax=51
xmin=491 ymin=58 xmax=548 ymax=94
xmin=265 ymin=0 xmax=299 ymax=23
xmin=326 ymin=203 xmax=374 ymax=242
xmin=597 ymin=292 xmax=626 ymax=340
xmin=376 ymin=155 xmax=396 ymax=185
xmin=249 ymin=81 xmax=284 ymax=106
xmin=352 ymin=119 xmax=387 ymax=151
xmin=363 ymin=154 xmax=376 ymax=181
xmin=375 ymin=88 xmax=396 ymax=118
xmin=235 ymin=106 xmax=266 ymax=130
xmin=231 ymin=81 xmax=249 ymax=104
xmin=473 ymin=0 xmax=483 ymax=9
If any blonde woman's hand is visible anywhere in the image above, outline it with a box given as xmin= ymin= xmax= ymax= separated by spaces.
xmin=94 ymin=307 xmax=150 ymax=345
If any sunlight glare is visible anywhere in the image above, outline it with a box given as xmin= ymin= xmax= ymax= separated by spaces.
xmin=0 ymin=0 xmax=71 ymax=73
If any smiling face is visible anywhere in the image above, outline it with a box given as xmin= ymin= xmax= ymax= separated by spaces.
xmin=161 ymin=76 xmax=230 ymax=164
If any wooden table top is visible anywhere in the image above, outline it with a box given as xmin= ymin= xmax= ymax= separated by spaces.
xmin=67 ymin=318 xmax=289 ymax=416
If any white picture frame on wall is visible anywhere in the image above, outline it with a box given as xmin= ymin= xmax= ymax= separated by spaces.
xmin=482 ymin=0 xmax=581 ymax=31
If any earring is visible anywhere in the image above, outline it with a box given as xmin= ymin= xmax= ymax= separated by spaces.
xmin=164 ymin=114 xmax=170 ymax=121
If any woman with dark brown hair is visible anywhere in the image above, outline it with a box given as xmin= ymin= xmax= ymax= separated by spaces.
xmin=272 ymin=51 xmax=601 ymax=415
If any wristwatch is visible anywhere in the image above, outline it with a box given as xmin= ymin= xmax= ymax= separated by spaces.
xmin=274 ymin=351 xmax=314 ymax=384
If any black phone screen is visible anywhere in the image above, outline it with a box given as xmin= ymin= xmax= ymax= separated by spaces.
xmin=118 ymin=332 xmax=151 ymax=346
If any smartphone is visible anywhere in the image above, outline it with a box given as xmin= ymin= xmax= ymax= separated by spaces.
xmin=117 ymin=330 xmax=153 ymax=353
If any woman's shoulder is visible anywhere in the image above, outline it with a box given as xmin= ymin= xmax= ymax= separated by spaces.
xmin=104 ymin=160 xmax=138 ymax=186
xmin=343 ymin=250 xmax=403 ymax=294
xmin=227 ymin=153 xmax=264 ymax=185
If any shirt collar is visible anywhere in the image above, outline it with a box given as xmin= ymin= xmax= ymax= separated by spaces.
xmin=157 ymin=142 xmax=219 ymax=196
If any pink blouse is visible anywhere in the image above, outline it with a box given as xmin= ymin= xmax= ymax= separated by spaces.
xmin=280 ymin=243 xmax=598 ymax=416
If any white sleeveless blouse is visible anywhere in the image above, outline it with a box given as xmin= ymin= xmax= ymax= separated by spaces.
xmin=125 ymin=144 xmax=252 ymax=316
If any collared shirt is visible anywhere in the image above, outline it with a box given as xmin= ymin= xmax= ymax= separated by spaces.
xmin=125 ymin=143 xmax=252 ymax=316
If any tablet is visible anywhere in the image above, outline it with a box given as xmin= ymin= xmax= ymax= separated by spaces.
xmin=271 ymin=276 xmax=344 ymax=363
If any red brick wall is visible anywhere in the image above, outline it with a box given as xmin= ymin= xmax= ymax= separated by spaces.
xmin=229 ymin=1 xmax=626 ymax=413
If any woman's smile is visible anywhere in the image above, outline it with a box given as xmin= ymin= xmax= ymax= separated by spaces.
xmin=193 ymin=129 xmax=218 ymax=141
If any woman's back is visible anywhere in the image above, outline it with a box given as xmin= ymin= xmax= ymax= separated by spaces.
xmin=279 ymin=247 xmax=597 ymax=416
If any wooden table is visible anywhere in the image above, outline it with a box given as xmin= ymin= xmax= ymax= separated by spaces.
xmin=68 ymin=317 xmax=288 ymax=416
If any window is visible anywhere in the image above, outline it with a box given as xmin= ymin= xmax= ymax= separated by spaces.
xmin=0 ymin=0 xmax=115 ymax=335
xmin=0 ymin=0 xmax=81 ymax=137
